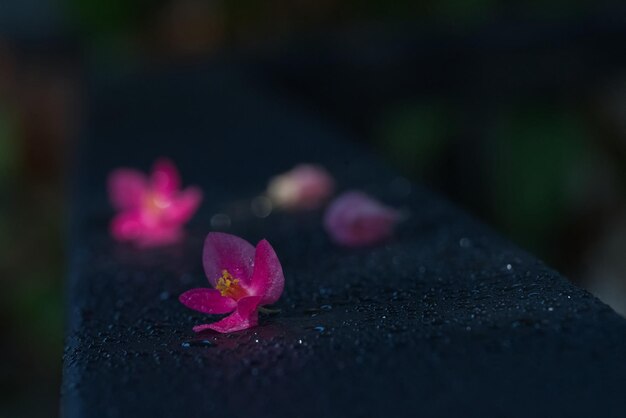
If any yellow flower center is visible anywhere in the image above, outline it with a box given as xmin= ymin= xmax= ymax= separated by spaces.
xmin=216 ymin=270 xmax=248 ymax=300
xmin=143 ymin=192 xmax=171 ymax=218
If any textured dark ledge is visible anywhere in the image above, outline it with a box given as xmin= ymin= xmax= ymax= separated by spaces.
xmin=62 ymin=63 xmax=626 ymax=418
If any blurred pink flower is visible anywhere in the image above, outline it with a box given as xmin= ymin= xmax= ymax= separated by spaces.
xmin=324 ymin=191 xmax=401 ymax=247
xmin=179 ymin=232 xmax=285 ymax=334
xmin=108 ymin=158 xmax=202 ymax=247
xmin=267 ymin=164 xmax=334 ymax=210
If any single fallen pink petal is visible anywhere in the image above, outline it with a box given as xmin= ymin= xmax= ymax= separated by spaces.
xmin=267 ymin=164 xmax=334 ymax=210
xmin=324 ymin=191 xmax=401 ymax=247
xmin=249 ymin=239 xmax=284 ymax=305
xmin=203 ymin=232 xmax=255 ymax=287
xmin=151 ymin=158 xmax=181 ymax=197
xmin=201 ymin=296 xmax=262 ymax=334
xmin=179 ymin=288 xmax=237 ymax=314
xmin=162 ymin=187 xmax=203 ymax=224
xmin=108 ymin=169 xmax=148 ymax=210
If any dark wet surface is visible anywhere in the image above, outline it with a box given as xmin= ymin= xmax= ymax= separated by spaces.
xmin=62 ymin=65 xmax=626 ymax=418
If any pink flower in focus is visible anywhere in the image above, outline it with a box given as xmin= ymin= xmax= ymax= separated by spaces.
xmin=179 ymin=232 xmax=285 ymax=334
xmin=267 ymin=164 xmax=334 ymax=210
xmin=324 ymin=191 xmax=401 ymax=247
xmin=108 ymin=158 xmax=202 ymax=247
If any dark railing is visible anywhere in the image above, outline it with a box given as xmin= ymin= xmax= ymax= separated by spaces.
xmin=62 ymin=34 xmax=626 ymax=418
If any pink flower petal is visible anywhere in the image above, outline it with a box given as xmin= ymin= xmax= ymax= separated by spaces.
xmin=162 ymin=187 xmax=203 ymax=224
xmin=136 ymin=225 xmax=183 ymax=247
xmin=196 ymin=296 xmax=262 ymax=334
xmin=324 ymin=191 xmax=401 ymax=247
xmin=191 ymin=323 xmax=215 ymax=333
xmin=108 ymin=169 xmax=148 ymax=210
xmin=249 ymin=239 xmax=285 ymax=305
xmin=151 ymin=158 xmax=181 ymax=197
xmin=179 ymin=288 xmax=237 ymax=314
xmin=203 ymin=232 xmax=256 ymax=287
xmin=110 ymin=210 xmax=183 ymax=246
xmin=110 ymin=210 xmax=143 ymax=241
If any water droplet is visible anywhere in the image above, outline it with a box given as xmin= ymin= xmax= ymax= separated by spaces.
xmin=180 ymin=274 xmax=194 ymax=284
xmin=210 ymin=213 xmax=231 ymax=229
xmin=251 ymin=196 xmax=273 ymax=218
xmin=181 ymin=339 xmax=214 ymax=348
xmin=298 ymin=339 xmax=303 ymax=344
xmin=506 ymin=264 xmax=512 ymax=271
xmin=314 ymin=326 xmax=325 ymax=332
xmin=320 ymin=304 xmax=332 ymax=311
xmin=548 ymin=307 xmax=554 ymax=312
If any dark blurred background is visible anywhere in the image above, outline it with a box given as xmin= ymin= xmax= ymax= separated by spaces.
xmin=2 ymin=0 xmax=626 ymax=416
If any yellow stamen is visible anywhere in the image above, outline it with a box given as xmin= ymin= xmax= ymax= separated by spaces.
xmin=143 ymin=192 xmax=171 ymax=216
xmin=216 ymin=269 xmax=247 ymax=300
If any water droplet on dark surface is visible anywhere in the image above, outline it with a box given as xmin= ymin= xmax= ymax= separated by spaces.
xmin=181 ymin=339 xmax=214 ymax=348
xmin=210 ymin=213 xmax=231 ymax=229
xmin=251 ymin=196 xmax=273 ymax=218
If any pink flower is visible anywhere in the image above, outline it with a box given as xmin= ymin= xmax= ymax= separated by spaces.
xmin=108 ymin=158 xmax=202 ymax=247
xmin=324 ymin=191 xmax=401 ymax=247
xmin=267 ymin=164 xmax=334 ymax=210
xmin=179 ymin=232 xmax=285 ymax=333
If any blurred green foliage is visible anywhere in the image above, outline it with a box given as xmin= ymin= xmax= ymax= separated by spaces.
xmin=375 ymin=99 xmax=606 ymax=272
xmin=60 ymin=0 xmax=604 ymax=51
xmin=430 ymin=0 xmax=499 ymax=21
xmin=0 ymin=105 xmax=63 ymax=417
xmin=337 ymin=0 xmax=596 ymax=23
xmin=9 ymin=255 xmax=64 ymax=350
xmin=64 ymin=0 xmax=157 ymax=38
xmin=376 ymin=102 xmax=449 ymax=175
xmin=489 ymin=107 xmax=591 ymax=254
xmin=0 ymin=109 xmax=17 ymax=183
xmin=0 ymin=108 xmax=16 ymax=253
